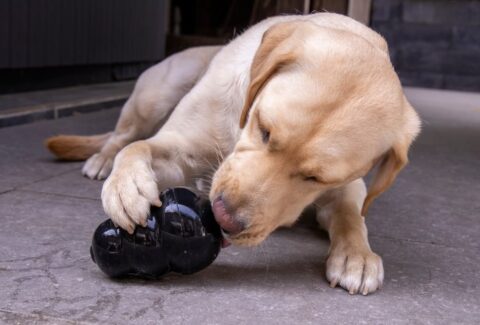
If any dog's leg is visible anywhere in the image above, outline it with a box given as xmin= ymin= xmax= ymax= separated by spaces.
xmin=101 ymin=127 xmax=220 ymax=233
xmin=81 ymin=46 xmax=221 ymax=180
xmin=315 ymin=178 xmax=384 ymax=295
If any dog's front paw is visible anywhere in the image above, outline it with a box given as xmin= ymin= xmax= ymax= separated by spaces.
xmin=82 ymin=153 xmax=114 ymax=180
xmin=101 ymin=160 xmax=161 ymax=233
xmin=326 ymin=243 xmax=384 ymax=295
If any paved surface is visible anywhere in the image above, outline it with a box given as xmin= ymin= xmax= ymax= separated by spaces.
xmin=0 ymin=87 xmax=479 ymax=324
xmin=0 ymin=81 xmax=134 ymax=128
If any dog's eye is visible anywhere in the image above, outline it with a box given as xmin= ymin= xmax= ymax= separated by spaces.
xmin=260 ymin=127 xmax=270 ymax=144
xmin=303 ymin=175 xmax=318 ymax=183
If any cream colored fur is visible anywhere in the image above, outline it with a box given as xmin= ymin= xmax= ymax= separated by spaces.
xmin=46 ymin=13 xmax=420 ymax=295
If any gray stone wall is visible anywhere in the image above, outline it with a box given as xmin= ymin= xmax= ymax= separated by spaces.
xmin=370 ymin=0 xmax=480 ymax=92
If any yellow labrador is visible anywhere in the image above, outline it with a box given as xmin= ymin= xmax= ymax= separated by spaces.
xmin=46 ymin=13 xmax=420 ymax=295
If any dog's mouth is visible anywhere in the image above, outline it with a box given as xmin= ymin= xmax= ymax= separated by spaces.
xmin=220 ymin=230 xmax=232 ymax=248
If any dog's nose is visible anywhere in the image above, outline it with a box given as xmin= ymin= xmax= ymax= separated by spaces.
xmin=212 ymin=196 xmax=245 ymax=235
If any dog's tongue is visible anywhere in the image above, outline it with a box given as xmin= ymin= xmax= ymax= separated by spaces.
xmin=212 ymin=197 xmax=239 ymax=248
xmin=212 ymin=198 xmax=243 ymax=235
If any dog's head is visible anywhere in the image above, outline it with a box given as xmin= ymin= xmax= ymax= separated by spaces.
xmin=210 ymin=21 xmax=420 ymax=246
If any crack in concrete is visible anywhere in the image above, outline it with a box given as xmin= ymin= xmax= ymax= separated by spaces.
xmin=129 ymin=296 xmax=165 ymax=321
xmin=0 ymin=308 xmax=93 ymax=325
xmin=0 ymin=166 xmax=80 ymax=197
xmin=14 ymin=167 xmax=82 ymax=189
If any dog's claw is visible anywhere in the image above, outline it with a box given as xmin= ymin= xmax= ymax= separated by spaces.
xmin=329 ymin=279 xmax=338 ymax=288
xmin=326 ymin=246 xmax=384 ymax=295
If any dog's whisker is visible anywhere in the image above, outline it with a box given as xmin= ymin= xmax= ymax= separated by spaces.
xmin=197 ymin=156 xmax=219 ymax=176
xmin=199 ymin=140 xmax=225 ymax=165
xmin=202 ymin=140 xmax=225 ymax=167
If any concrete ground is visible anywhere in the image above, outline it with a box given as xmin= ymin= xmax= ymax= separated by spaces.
xmin=0 ymin=81 xmax=133 ymax=128
xmin=0 ymin=87 xmax=479 ymax=324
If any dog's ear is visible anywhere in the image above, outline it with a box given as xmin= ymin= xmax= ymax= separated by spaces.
xmin=239 ymin=22 xmax=303 ymax=128
xmin=361 ymin=100 xmax=421 ymax=216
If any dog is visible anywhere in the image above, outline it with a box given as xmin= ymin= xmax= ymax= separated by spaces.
xmin=46 ymin=13 xmax=421 ymax=295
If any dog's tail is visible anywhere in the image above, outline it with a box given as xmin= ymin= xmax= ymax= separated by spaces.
xmin=44 ymin=132 xmax=112 ymax=161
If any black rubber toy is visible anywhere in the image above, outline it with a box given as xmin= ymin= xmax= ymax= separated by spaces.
xmin=90 ymin=187 xmax=222 ymax=278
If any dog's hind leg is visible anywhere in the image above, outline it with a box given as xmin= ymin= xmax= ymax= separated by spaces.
xmin=45 ymin=46 xmax=222 ymax=180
